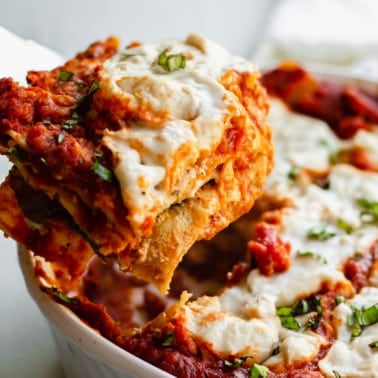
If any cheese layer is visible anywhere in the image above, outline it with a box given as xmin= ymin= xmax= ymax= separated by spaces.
xmin=100 ymin=34 xmax=257 ymax=229
xmin=182 ymin=99 xmax=378 ymax=369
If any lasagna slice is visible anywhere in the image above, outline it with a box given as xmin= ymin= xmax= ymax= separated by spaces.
xmin=0 ymin=34 xmax=272 ymax=291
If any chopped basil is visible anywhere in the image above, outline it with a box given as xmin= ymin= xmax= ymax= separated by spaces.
xmin=305 ymin=296 xmax=323 ymax=330
xmin=224 ymin=355 xmax=251 ymax=368
xmin=347 ymin=303 xmax=378 ymax=338
xmin=121 ymin=52 xmax=137 ymax=59
xmin=354 ymin=251 xmax=363 ymax=260
xmin=329 ymin=151 xmax=339 ymax=164
xmin=277 ymin=296 xmax=322 ymax=331
xmin=92 ymin=155 xmax=113 ymax=182
xmin=87 ymin=81 xmax=99 ymax=95
xmin=357 ymin=198 xmax=378 ymax=222
xmin=333 ymin=370 xmax=342 ymax=378
xmin=297 ymin=250 xmax=328 ymax=264
xmin=62 ymin=118 xmax=79 ymax=130
xmin=319 ymin=138 xmax=339 ymax=164
xmin=71 ymin=81 xmax=99 ymax=114
xmin=51 ymin=287 xmax=78 ymax=304
xmin=337 ymin=218 xmax=355 ymax=234
xmin=279 ymin=315 xmax=300 ymax=330
xmin=158 ymin=50 xmax=186 ymax=72
xmin=58 ymin=70 xmax=74 ymax=82
xmin=57 ymin=133 xmax=66 ymax=144
xmin=369 ymin=341 xmax=378 ymax=348
xmin=292 ymin=299 xmax=311 ymax=315
xmin=307 ymin=223 xmax=336 ymax=241
xmin=288 ymin=166 xmax=300 ymax=181
xmin=224 ymin=360 xmax=234 ymax=368
xmin=75 ymin=81 xmax=87 ymax=88
xmin=249 ymin=364 xmax=269 ymax=378
xmin=336 ymin=296 xmax=345 ymax=305
xmin=276 ymin=306 xmax=292 ymax=317
xmin=348 ymin=315 xmax=363 ymax=338
xmin=161 ymin=332 xmax=173 ymax=347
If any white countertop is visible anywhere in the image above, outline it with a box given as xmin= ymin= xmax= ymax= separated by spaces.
xmin=0 ymin=28 xmax=65 ymax=378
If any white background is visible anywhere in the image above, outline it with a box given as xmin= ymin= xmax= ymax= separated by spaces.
xmin=0 ymin=0 xmax=276 ymax=59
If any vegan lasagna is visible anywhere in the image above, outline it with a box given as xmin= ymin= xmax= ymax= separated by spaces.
xmin=0 ymin=34 xmax=273 ymax=292
xmin=43 ymin=64 xmax=378 ymax=377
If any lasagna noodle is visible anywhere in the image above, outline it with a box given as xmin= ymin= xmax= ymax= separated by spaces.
xmin=0 ymin=170 xmax=94 ymax=291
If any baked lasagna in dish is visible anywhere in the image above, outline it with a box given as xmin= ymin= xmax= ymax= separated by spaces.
xmin=0 ymin=34 xmax=272 ymax=292
xmin=37 ymin=63 xmax=377 ymax=377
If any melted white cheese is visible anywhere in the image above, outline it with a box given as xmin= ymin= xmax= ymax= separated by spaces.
xmin=100 ymin=34 xmax=256 ymax=229
xmin=180 ymin=98 xmax=378 ymax=366
xmin=319 ymin=287 xmax=378 ymax=378
xmin=184 ymin=293 xmax=280 ymax=362
xmin=265 ymin=328 xmax=325 ymax=366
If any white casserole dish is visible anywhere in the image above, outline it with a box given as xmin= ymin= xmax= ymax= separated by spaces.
xmin=18 ymin=247 xmax=173 ymax=378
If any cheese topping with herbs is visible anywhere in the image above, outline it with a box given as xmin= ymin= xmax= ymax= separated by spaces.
xmin=100 ymin=34 xmax=257 ymax=228
xmin=319 ymin=288 xmax=378 ymax=377
xmin=178 ymin=99 xmax=378 ymax=368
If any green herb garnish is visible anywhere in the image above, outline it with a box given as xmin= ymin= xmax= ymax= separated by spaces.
xmin=57 ymin=133 xmax=66 ymax=144
xmin=277 ymin=296 xmax=322 ymax=331
xmin=319 ymin=138 xmax=339 ymax=164
xmin=336 ymin=296 xmax=345 ymax=305
xmin=354 ymin=251 xmax=363 ymax=260
xmin=51 ymin=287 xmax=78 ymax=304
xmin=158 ymin=50 xmax=186 ymax=72
xmin=58 ymin=70 xmax=74 ymax=82
xmin=337 ymin=218 xmax=355 ymax=234
xmin=369 ymin=341 xmax=378 ymax=348
xmin=307 ymin=223 xmax=336 ymax=241
xmin=75 ymin=81 xmax=87 ymax=88
xmin=249 ymin=364 xmax=269 ymax=378
xmin=297 ymin=250 xmax=328 ymax=264
xmin=292 ymin=299 xmax=311 ymax=315
xmin=121 ymin=52 xmax=137 ymax=59
xmin=224 ymin=355 xmax=251 ymax=368
xmin=92 ymin=155 xmax=113 ymax=182
xmin=288 ymin=166 xmax=300 ymax=181
xmin=87 ymin=81 xmax=99 ymax=95
xmin=279 ymin=315 xmax=300 ymax=330
xmin=62 ymin=118 xmax=79 ymax=130
xmin=347 ymin=303 xmax=378 ymax=339
xmin=357 ymin=198 xmax=378 ymax=222
xmin=276 ymin=306 xmax=300 ymax=330
xmin=71 ymin=81 xmax=99 ymax=115
xmin=333 ymin=370 xmax=342 ymax=378
xmin=305 ymin=296 xmax=323 ymax=330
xmin=161 ymin=332 xmax=174 ymax=346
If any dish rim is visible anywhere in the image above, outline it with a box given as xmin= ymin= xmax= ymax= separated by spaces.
xmin=17 ymin=246 xmax=174 ymax=378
